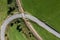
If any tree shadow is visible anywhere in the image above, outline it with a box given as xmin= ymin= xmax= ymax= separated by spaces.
xmin=7 ymin=0 xmax=13 ymax=4
xmin=7 ymin=7 xmax=15 ymax=15
xmin=16 ymin=25 xmax=22 ymax=32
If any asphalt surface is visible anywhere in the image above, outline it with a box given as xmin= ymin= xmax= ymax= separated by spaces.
xmin=1 ymin=14 xmax=60 ymax=40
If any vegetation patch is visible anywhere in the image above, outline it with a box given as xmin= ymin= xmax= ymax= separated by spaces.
xmin=5 ymin=18 xmax=36 ymax=40
xmin=22 ymin=0 xmax=60 ymax=32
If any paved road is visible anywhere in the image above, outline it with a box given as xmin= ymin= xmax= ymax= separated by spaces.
xmin=1 ymin=14 xmax=60 ymax=40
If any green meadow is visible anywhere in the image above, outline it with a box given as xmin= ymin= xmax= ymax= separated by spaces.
xmin=0 ymin=0 xmax=8 ymax=26
xmin=22 ymin=0 xmax=60 ymax=40
xmin=0 ymin=0 xmax=60 ymax=40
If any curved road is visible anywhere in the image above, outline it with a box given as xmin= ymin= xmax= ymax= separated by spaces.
xmin=1 ymin=14 xmax=60 ymax=40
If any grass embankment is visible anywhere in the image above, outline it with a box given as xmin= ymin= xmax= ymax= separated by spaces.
xmin=22 ymin=0 xmax=60 ymax=40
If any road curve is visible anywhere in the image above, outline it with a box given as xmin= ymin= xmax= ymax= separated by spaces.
xmin=1 ymin=13 xmax=60 ymax=40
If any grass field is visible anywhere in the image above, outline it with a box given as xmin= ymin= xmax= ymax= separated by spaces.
xmin=7 ymin=23 xmax=28 ymax=40
xmin=21 ymin=0 xmax=60 ymax=40
xmin=0 ymin=0 xmax=60 ymax=40
xmin=0 ymin=0 xmax=8 ymax=26
xmin=22 ymin=0 xmax=60 ymax=32
xmin=6 ymin=19 xmax=36 ymax=40
xmin=30 ymin=21 xmax=60 ymax=40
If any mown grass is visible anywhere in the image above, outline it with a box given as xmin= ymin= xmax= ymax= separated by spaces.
xmin=7 ymin=24 xmax=28 ymax=40
xmin=30 ymin=21 xmax=60 ymax=40
xmin=0 ymin=0 xmax=8 ymax=27
xmin=21 ymin=0 xmax=60 ymax=40
xmin=22 ymin=0 xmax=60 ymax=32
xmin=6 ymin=19 xmax=36 ymax=40
xmin=0 ymin=0 xmax=60 ymax=40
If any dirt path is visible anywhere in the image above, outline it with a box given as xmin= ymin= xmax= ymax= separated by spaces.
xmin=16 ymin=0 xmax=43 ymax=40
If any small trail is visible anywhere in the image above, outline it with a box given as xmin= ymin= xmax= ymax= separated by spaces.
xmin=16 ymin=0 xmax=43 ymax=40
